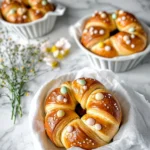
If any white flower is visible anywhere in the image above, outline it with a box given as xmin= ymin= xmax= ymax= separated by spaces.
xmin=53 ymin=50 xmax=60 ymax=58
xmin=43 ymin=55 xmax=56 ymax=63
xmin=55 ymin=38 xmax=71 ymax=50
xmin=43 ymin=55 xmax=58 ymax=68
xmin=40 ymin=41 xmax=51 ymax=53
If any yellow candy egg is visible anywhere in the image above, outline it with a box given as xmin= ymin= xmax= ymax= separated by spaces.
xmin=99 ymin=42 xmax=104 ymax=48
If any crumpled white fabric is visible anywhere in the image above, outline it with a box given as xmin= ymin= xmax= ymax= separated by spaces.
xmin=29 ymin=67 xmax=150 ymax=150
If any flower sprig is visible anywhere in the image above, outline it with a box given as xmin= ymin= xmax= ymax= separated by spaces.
xmin=0 ymin=35 xmax=41 ymax=123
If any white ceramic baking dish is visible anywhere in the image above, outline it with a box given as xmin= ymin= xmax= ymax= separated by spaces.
xmin=70 ymin=16 xmax=150 ymax=72
xmin=0 ymin=3 xmax=66 ymax=39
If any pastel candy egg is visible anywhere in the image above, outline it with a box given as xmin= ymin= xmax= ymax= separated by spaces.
xmin=9 ymin=9 xmax=16 ymax=14
xmin=95 ymin=93 xmax=104 ymax=100
xmin=94 ymin=30 xmax=98 ymax=34
xmin=126 ymin=40 xmax=131 ymax=45
xmin=112 ymin=13 xmax=117 ymax=19
xmin=42 ymin=0 xmax=47 ymax=5
xmin=60 ymin=86 xmax=68 ymax=94
xmin=66 ymin=125 xmax=74 ymax=133
xmin=57 ymin=95 xmax=64 ymax=101
xmin=23 ymin=15 xmax=27 ymax=19
xmin=131 ymin=34 xmax=135 ymax=39
xmin=83 ymin=86 xmax=87 ymax=90
xmin=119 ymin=10 xmax=124 ymax=15
xmin=86 ymin=118 xmax=95 ymax=126
xmin=99 ymin=29 xmax=105 ymax=35
xmin=99 ymin=42 xmax=104 ymax=48
xmin=101 ymin=13 xmax=107 ymax=18
xmin=63 ymin=98 xmax=67 ymax=103
xmin=128 ymin=27 xmax=135 ymax=32
xmin=57 ymin=110 xmax=65 ymax=117
xmin=121 ymin=16 xmax=126 ymax=21
xmin=105 ymin=46 xmax=111 ymax=51
xmin=95 ymin=124 xmax=102 ymax=130
xmin=77 ymin=79 xmax=86 ymax=85
xmin=123 ymin=35 xmax=130 ymax=41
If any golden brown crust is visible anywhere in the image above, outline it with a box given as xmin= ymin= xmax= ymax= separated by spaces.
xmin=91 ymin=39 xmax=119 ymax=58
xmin=86 ymin=89 xmax=122 ymax=123
xmin=85 ymin=11 xmax=116 ymax=31
xmin=44 ymin=78 xmax=122 ymax=149
xmin=0 ymin=0 xmax=55 ymax=23
xmin=45 ymin=87 xmax=77 ymax=113
xmin=81 ymin=10 xmax=147 ymax=58
xmin=32 ymin=2 xmax=55 ymax=14
xmin=81 ymin=26 xmax=110 ymax=49
xmin=71 ymin=78 xmax=104 ymax=108
xmin=45 ymin=109 xmax=79 ymax=147
xmin=61 ymin=119 xmax=107 ymax=149
xmin=111 ymin=31 xmax=147 ymax=55
xmin=28 ymin=8 xmax=44 ymax=21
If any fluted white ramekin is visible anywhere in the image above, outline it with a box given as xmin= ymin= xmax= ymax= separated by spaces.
xmin=70 ymin=16 xmax=150 ymax=72
xmin=0 ymin=4 xmax=66 ymax=39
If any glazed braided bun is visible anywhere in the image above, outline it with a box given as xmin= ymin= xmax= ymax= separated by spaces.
xmin=45 ymin=78 xmax=122 ymax=149
xmin=0 ymin=0 xmax=55 ymax=23
xmin=81 ymin=10 xmax=147 ymax=58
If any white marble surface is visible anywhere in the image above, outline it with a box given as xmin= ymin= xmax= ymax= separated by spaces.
xmin=0 ymin=0 xmax=150 ymax=150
